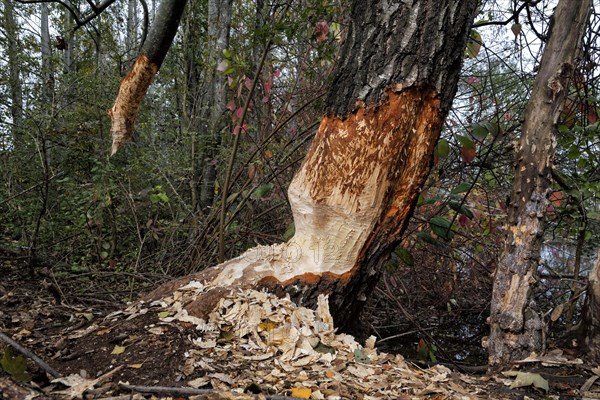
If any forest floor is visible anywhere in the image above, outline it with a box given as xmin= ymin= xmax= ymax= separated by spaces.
xmin=0 ymin=260 xmax=598 ymax=400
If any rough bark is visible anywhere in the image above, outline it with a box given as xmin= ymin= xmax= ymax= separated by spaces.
xmin=126 ymin=0 xmax=138 ymax=57
xmin=109 ymin=0 xmax=187 ymax=155
xmin=40 ymin=2 xmax=53 ymax=103
xmin=3 ymin=0 xmax=23 ymax=134
xmin=580 ymin=249 xmax=600 ymax=361
xmin=486 ymin=0 xmax=591 ymax=367
xmin=147 ymin=0 xmax=477 ymax=331
xmin=198 ymin=0 xmax=233 ymax=211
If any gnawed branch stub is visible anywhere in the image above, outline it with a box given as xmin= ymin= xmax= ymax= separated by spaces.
xmin=107 ymin=0 xmax=187 ymax=155
xmin=108 ymin=55 xmax=157 ymax=155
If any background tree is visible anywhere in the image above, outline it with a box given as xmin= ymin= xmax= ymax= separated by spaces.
xmin=487 ymin=0 xmax=592 ymax=366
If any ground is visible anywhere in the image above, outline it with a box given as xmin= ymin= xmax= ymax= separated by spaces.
xmin=0 ymin=261 xmax=598 ymax=399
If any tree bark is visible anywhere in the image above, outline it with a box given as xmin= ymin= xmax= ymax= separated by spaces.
xmin=3 ymin=0 xmax=23 ymax=135
xmin=580 ymin=249 xmax=600 ymax=361
xmin=146 ymin=0 xmax=477 ymax=331
xmin=486 ymin=0 xmax=591 ymax=367
xmin=198 ymin=0 xmax=233 ymax=211
xmin=109 ymin=0 xmax=187 ymax=155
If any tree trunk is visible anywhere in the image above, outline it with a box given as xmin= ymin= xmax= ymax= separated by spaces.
xmin=146 ymin=0 xmax=477 ymax=331
xmin=180 ymin=4 xmax=206 ymax=212
xmin=109 ymin=0 xmax=187 ymax=155
xmin=3 ymin=0 xmax=23 ymax=136
xmin=486 ymin=0 xmax=591 ymax=367
xmin=40 ymin=2 xmax=53 ymax=105
xmin=580 ymin=249 xmax=600 ymax=361
xmin=126 ymin=0 xmax=138 ymax=58
xmin=198 ymin=0 xmax=233 ymax=211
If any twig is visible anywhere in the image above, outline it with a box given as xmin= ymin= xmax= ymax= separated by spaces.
xmin=0 ymin=332 xmax=61 ymax=378
xmin=118 ymin=383 xmax=301 ymax=399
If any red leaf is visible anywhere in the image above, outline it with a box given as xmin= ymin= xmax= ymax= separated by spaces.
xmin=314 ymin=20 xmax=329 ymax=43
xmin=245 ymin=77 xmax=252 ymax=90
xmin=262 ymin=96 xmax=269 ymax=103
xmin=549 ymin=191 xmax=564 ymax=207
xmin=234 ymin=123 xmax=248 ymax=135
xmin=458 ymin=214 xmax=469 ymax=227
xmin=264 ymin=81 xmax=272 ymax=93
xmin=226 ymin=99 xmax=236 ymax=112
xmin=234 ymin=107 xmax=244 ymax=121
xmin=273 ymin=69 xmax=281 ymax=78
xmin=460 ymin=147 xmax=476 ymax=163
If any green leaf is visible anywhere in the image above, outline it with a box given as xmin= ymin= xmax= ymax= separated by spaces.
xmin=418 ymin=195 xmax=441 ymax=206
xmin=354 ymin=348 xmax=370 ymax=363
xmin=457 ymin=135 xmax=475 ymax=149
xmin=457 ymin=135 xmax=476 ymax=163
xmin=511 ymin=23 xmax=522 ymax=37
xmin=222 ymin=49 xmax=231 ymax=58
xmin=251 ymin=183 xmax=274 ymax=200
xmin=395 ymin=247 xmax=414 ymax=267
xmin=436 ymin=139 xmax=450 ymax=158
xmin=449 ymin=202 xmax=474 ymax=219
xmin=416 ymin=231 xmax=441 ymax=246
xmin=111 ymin=345 xmax=126 ymax=355
xmin=157 ymin=311 xmax=170 ymax=319
xmin=157 ymin=193 xmax=169 ymax=203
xmin=1 ymin=348 xmax=31 ymax=382
xmin=283 ymin=222 xmax=295 ymax=241
xmin=471 ymin=123 xmax=488 ymax=141
xmin=429 ymin=216 xmax=454 ymax=240
xmin=466 ymin=30 xmax=482 ymax=58
xmin=452 ymin=182 xmax=471 ymax=194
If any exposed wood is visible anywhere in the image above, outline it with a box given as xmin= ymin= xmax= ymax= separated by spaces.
xmin=108 ymin=0 xmax=187 ymax=155
xmin=486 ymin=0 xmax=591 ymax=366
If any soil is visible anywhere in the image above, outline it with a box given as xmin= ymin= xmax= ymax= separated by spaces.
xmin=0 ymin=262 xmax=598 ymax=399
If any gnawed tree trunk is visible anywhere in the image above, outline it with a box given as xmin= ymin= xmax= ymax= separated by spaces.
xmin=109 ymin=0 xmax=187 ymax=155
xmin=580 ymin=249 xmax=600 ymax=361
xmin=146 ymin=0 xmax=477 ymax=330
xmin=486 ymin=0 xmax=591 ymax=367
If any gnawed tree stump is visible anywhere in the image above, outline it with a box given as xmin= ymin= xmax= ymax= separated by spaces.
xmin=143 ymin=0 xmax=478 ymax=331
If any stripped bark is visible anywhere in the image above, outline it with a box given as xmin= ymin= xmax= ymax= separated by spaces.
xmin=486 ymin=0 xmax=591 ymax=367
xmin=109 ymin=0 xmax=187 ymax=155
xmin=147 ymin=0 xmax=477 ymax=331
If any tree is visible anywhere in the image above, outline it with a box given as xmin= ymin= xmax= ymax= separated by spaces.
xmin=2 ymin=0 xmax=23 ymax=136
xmin=109 ymin=0 xmax=187 ymax=154
xmin=486 ymin=0 xmax=591 ymax=366
xmin=580 ymin=248 xmax=600 ymax=361
xmin=113 ymin=0 xmax=479 ymax=331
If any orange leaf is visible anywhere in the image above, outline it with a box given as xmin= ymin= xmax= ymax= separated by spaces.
xmin=291 ymin=388 xmax=311 ymax=399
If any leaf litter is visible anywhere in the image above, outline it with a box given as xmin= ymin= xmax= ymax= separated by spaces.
xmin=3 ymin=277 xmax=595 ymax=399
xmin=51 ymin=280 xmax=486 ymax=399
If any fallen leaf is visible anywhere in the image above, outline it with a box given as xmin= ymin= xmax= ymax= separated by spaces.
xmin=508 ymin=371 xmax=549 ymax=392
xmin=290 ymin=387 xmax=311 ymax=398
xmin=128 ymin=364 xmax=143 ymax=369
xmin=111 ymin=345 xmax=126 ymax=355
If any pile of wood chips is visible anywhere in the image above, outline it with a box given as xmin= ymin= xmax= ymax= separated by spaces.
xmin=98 ymin=280 xmax=484 ymax=399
